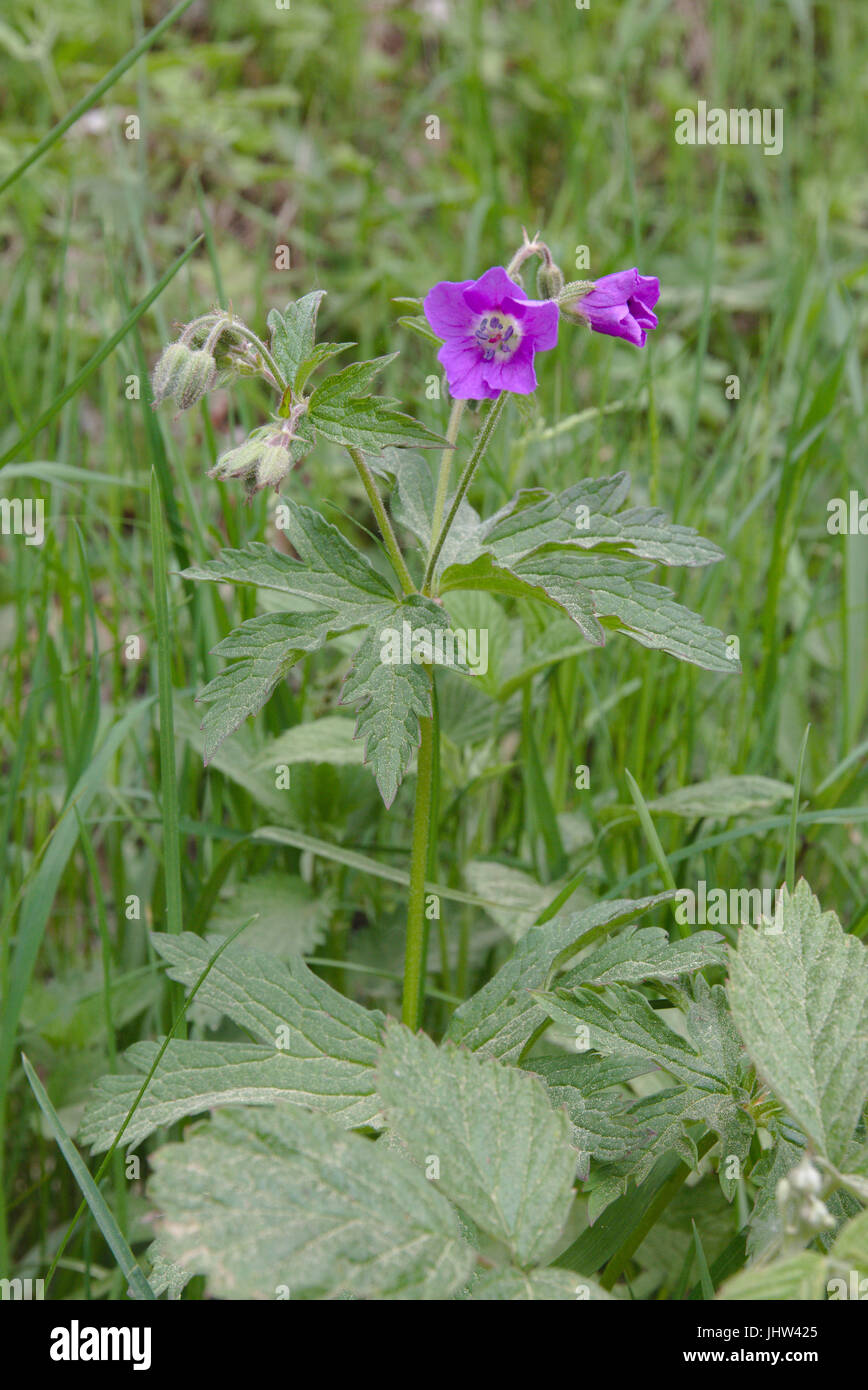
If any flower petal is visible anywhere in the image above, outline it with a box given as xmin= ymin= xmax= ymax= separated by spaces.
xmin=584 ymin=303 xmax=646 ymax=347
xmin=423 ymin=279 xmax=476 ymax=338
xmin=463 ymin=265 xmax=527 ymax=313
xmin=583 ymin=268 xmax=640 ymax=308
xmin=438 ymin=338 xmax=496 ymax=399
xmin=510 ymin=297 xmax=559 ymax=351
xmin=635 ymin=274 xmax=661 ymax=310
xmin=482 ymin=338 xmax=538 ymax=394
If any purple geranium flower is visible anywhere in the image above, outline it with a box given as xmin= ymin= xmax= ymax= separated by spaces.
xmin=575 ymin=269 xmax=660 ymax=347
xmin=423 ymin=265 xmax=559 ymax=400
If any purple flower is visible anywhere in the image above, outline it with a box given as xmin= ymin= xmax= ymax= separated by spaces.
xmin=423 ymin=265 xmax=559 ymax=400
xmin=576 ymin=269 xmax=660 ymax=347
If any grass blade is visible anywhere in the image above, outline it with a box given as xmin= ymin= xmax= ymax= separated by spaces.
xmin=0 ymin=237 xmax=202 ymax=468
xmin=21 ymin=1055 xmax=155 ymax=1300
xmin=0 ymin=0 xmax=197 ymax=196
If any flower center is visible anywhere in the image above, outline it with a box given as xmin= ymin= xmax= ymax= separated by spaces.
xmin=473 ymin=311 xmax=521 ymax=362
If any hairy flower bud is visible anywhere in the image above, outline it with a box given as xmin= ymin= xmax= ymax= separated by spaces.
xmin=536 ymin=260 xmax=565 ymax=300
xmin=209 ymin=425 xmax=297 ymax=497
xmin=151 ymin=342 xmax=193 ymax=405
xmin=776 ymin=1158 xmax=834 ymax=1237
xmin=151 ymin=342 xmax=217 ymax=409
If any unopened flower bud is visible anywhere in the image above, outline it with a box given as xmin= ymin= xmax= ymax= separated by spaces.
xmin=151 ymin=342 xmax=194 ymax=405
xmin=209 ymin=425 xmax=299 ymax=497
xmin=151 ymin=342 xmax=217 ymax=409
xmin=536 ymin=260 xmax=565 ymax=300
xmin=174 ymin=348 xmax=217 ymax=409
xmin=789 ymin=1156 xmax=824 ymax=1197
xmin=777 ymin=1158 xmax=834 ymax=1237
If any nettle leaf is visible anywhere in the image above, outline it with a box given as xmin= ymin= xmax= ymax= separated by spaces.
xmin=728 ymin=878 xmax=868 ymax=1165
xmin=534 ymin=983 xmax=726 ymax=1091
xmin=267 ymin=291 xmax=329 ymax=392
xmin=466 ymin=1267 xmax=611 ymax=1301
xmin=445 ymin=893 xmax=674 ymax=1062
xmin=80 ymin=932 xmax=386 ymax=1150
xmin=558 ymin=925 xmax=726 ymax=989
xmin=377 ymin=1022 xmax=576 ymax=1267
xmin=183 ymin=503 xmax=397 ymax=618
xmin=533 ymin=978 xmax=754 ymax=1202
xmin=149 ymin=1105 xmax=474 ymax=1300
xmin=340 ymin=595 xmax=456 ymax=807
xmin=307 ymin=354 xmax=447 ymax=454
xmin=524 ymin=1054 xmax=652 ymax=1179
xmin=153 ymin=931 xmax=384 ymax=1054
xmin=196 ymin=610 xmax=338 ymax=764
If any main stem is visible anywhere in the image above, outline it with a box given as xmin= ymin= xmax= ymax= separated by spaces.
xmin=402 ymin=701 xmax=435 ymax=1029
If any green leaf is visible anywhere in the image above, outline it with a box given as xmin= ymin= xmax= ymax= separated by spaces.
xmin=340 ymin=595 xmax=455 ymax=807
xmin=649 ymin=776 xmax=794 ymax=820
xmin=525 ymin=1054 xmax=651 ymax=1178
xmin=558 ymin=925 xmax=726 ymax=989
xmin=80 ymin=1036 xmax=381 ymax=1152
xmin=514 ymin=551 xmax=736 ymax=671
xmin=196 ymin=610 xmax=336 ymax=764
xmin=209 ymin=872 xmax=332 ymax=957
xmin=252 ymin=715 xmax=364 ymax=769
xmin=481 ymin=476 xmax=722 ymax=568
xmin=308 ymin=355 xmax=448 ymax=453
xmin=294 ymin=340 xmax=356 ymax=394
xmin=152 ymin=929 xmax=384 ymax=1052
xmin=377 ymin=1023 xmax=576 ymax=1266
xmin=728 ymin=879 xmax=868 ymax=1164
xmin=75 ymin=930 xmax=388 ymax=1147
xmin=394 ymin=452 xmax=482 ymax=567
xmin=718 ymin=1253 xmax=828 ymax=1301
xmin=439 ymin=551 xmax=604 ymax=644
xmin=429 ymin=472 xmax=736 ymax=674
xmin=183 ymin=503 xmax=397 ymax=617
xmin=533 ymin=984 xmax=725 ymax=1091
xmin=445 ymin=894 xmax=674 ymax=1062
xmin=149 ymin=1106 xmax=474 ymax=1299
xmin=463 ymin=861 xmax=552 ymax=942
xmin=533 ymin=978 xmax=754 ymax=1200
xmin=467 ymin=1267 xmax=612 ymax=1300
xmin=267 ymin=291 xmax=327 ymax=391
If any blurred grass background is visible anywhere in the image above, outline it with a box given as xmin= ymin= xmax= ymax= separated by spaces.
xmin=1 ymin=0 xmax=867 ymax=1297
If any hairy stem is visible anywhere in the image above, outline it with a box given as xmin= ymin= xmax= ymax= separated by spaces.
xmin=225 ymin=320 xmax=285 ymax=391
xmin=429 ymin=398 xmax=466 ymax=546
xmin=346 ymin=446 xmax=415 ymax=595
xmin=423 ymin=390 xmax=508 ymax=592
xmin=402 ymin=703 xmax=435 ymax=1029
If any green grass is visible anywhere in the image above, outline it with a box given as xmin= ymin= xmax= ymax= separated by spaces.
xmin=1 ymin=0 xmax=867 ymax=1300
